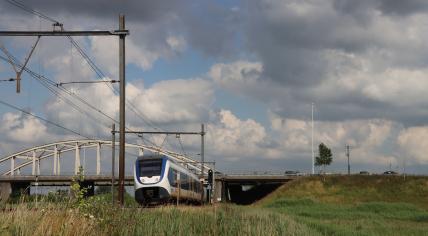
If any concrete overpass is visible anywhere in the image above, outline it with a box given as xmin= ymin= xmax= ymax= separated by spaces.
xmin=213 ymin=174 xmax=299 ymax=205
xmin=0 ymin=175 xmax=135 ymax=201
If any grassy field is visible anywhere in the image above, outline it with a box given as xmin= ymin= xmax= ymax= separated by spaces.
xmin=1 ymin=175 xmax=428 ymax=235
xmin=260 ymin=175 xmax=428 ymax=235
xmin=259 ymin=175 xmax=428 ymax=208
xmin=0 ymin=202 xmax=317 ymax=235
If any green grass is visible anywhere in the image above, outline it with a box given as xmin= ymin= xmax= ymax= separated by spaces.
xmin=260 ymin=175 xmax=428 ymax=235
xmin=2 ymin=175 xmax=428 ymax=235
xmin=0 ymin=202 xmax=318 ymax=236
xmin=265 ymin=198 xmax=428 ymax=236
xmin=259 ymin=175 xmax=428 ymax=209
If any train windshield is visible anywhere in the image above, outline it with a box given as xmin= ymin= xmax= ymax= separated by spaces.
xmin=139 ymin=159 xmax=163 ymax=177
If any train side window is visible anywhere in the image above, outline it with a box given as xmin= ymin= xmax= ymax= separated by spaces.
xmin=192 ymin=179 xmax=195 ymax=192
xmin=182 ymin=174 xmax=186 ymax=190
xmin=183 ymin=174 xmax=189 ymax=190
xmin=168 ymin=168 xmax=177 ymax=187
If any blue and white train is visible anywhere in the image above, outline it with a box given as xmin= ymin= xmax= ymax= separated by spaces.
xmin=134 ymin=154 xmax=203 ymax=205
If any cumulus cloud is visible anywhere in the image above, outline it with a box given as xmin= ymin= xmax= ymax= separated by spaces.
xmin=0 ymin=112 xmax=49 ymax=143
xmin=222 ymin=0 xmax=428 ymax=126
xmin=127 ymin=78 xmax=214 ymax=125
xmin=2 ymin=0 xmax=428 ymax=173
xmin=398 ymin=127 xmax=428 ymax=164
xmin=206 ymin=109 xmax=269 ymax=159
xmin=209 ymin=61 xmax=262 ymax=91
xmin=43 ymin=78 xmax=214 ymax=139
xmin=0 ymin=111 xmax=75 ymax=157
xmin=90 ymin=35 xmax=186 ymax=76
xmin=269 ymin=112 xmax=402 ymax=166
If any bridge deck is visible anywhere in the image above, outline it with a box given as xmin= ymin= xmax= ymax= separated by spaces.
xmin=218 ymin=175 xmax=299 ymax=182
xmin=0 ymin=175 xmax=134 ymax=182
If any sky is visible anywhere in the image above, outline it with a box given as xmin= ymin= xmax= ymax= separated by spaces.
xmin=1 ymin=0 xmax=428 ymax=175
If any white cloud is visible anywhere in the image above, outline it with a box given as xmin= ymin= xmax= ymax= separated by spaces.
xmin=0 ymin=112 xmax=49 ymax=143
xmin=269 ymin=112 xmax=399 ymax=165
xmin=90 ymin=35 xmax=186 ymax=76
xmin=398 ymin=126 xmax=428 ymax=164
xmin=209 ymin=61 xmax=263 ymax=89
xmin=166 ymin=36 xmax=186 ymax=52
xmin=206 ymin=109 xmax=272 ymax=158
xmin=127 ymin=78 xmax=214 ymax=125
xmin=43 ymin=78 xmax=214 ymax=139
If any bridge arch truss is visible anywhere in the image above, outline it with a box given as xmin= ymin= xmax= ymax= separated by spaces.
xmin=0 ymin=139 xmax=211 ymax=177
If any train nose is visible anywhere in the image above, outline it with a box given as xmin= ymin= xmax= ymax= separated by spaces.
xmin=135 ymin=187 xmax=169 ymax=205
xmin=146 ymin=189 xmax=154 ymax=197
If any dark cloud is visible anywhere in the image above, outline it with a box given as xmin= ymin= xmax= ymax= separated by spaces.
xmin=334 ymin=0 xmax=428 ymax=17
xmin=0 ymin=1 xmax=182 ymax=23
xmin=0 ymin=0 xmax=239 ymax=58
xmin=243 ymin=0 xmax=363 ymax=87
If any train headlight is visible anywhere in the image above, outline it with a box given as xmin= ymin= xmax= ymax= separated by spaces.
xmin=155 ymin=177 xmax=159 ymax=181
xmin=141 ymin=179 xmax=145 ymax=183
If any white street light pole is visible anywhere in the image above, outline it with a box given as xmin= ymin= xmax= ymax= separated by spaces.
xmin=312 ymin=103 xmax=314 ymax=175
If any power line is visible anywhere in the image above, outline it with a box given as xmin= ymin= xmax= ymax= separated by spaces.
xmin=65 ymin=35 xmax=164 ymax=131
xmin=0 ymin=99 xmax=92 ymax=139
xmin=57 ymin=80 xmax=118 ymax=86
xmin=5 ymin=0 xmax=163 ymax=132
xmin=3 ymin=0 xmax=168 ymax=146
xmin=0 ymin=54 xmax=161 ymax=148
xmin=0 ymin=54 xmax=113 ymax=128
xmin=0 ymin=54 xmax=162 ymax=147
xmin=177 ymin=135 xmax=187 ymax=156
xmin=4 ymin=0 xmax=58 ymax=23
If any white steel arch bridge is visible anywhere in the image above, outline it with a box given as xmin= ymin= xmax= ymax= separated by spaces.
xmin=0 ymin=139 xmax=211 ymax=177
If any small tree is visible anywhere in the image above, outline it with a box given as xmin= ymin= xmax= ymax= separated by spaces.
xmin=70 ymin=166 xmax=87 ymax=207
xmin=315 ymin=143 xmax=333 ymax=174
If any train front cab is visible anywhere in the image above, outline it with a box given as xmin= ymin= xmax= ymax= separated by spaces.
xmin=134 ymin=157 xmax=170 ymax=205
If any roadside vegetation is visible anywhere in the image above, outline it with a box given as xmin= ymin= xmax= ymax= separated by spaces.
xmin=1 ymin=175 xmax=428 ymax=235
xmin=0 ymin=198 xmax=316 ymax=235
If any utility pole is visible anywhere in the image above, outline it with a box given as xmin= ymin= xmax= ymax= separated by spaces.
xmin=201 ymin=124 xmax=205 ymax=178
xmin=311 ymin=103 xmax=314 ymax=175
xmin=0 ymin=36 xmax=40 ymax=93
xmin=111 ymin=123 xmax=115 ymax=205
xmin=0 ymin=18 xmax=129 ymax=204
xmin=201 ymin=123 xmax=205 ymax=203
xmin=118 ymin=15 xmax=127 ymax=206
xmin=346 ymin=145 xmax=350 ymax=175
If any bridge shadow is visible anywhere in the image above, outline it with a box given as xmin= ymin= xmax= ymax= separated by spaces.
xmin=217 ymin=175 xmax=296 ymax=205
xmin=225 ymin=182 xmax=283 ymax=205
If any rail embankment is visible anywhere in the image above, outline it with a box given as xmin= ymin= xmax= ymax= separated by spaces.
xmin=258 ymin=175 xmax=428 ymax=208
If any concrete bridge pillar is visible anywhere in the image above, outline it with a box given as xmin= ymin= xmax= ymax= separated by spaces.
xmin=57 ymin=151 xmax=61 ymax=175
xmin=32 ymin=151 xmax=36 ymax=175
xmin=37 ymin=157 xmax=40 ymax=175
xmin=10 ymin=156 xmax=15 ymax=176
xmin=53 ymin=145 xmax=58 ymax=175
xmin=96 ymin=143 xmax=101 ymax=175
xmin=0 ymin=183 xmax=11 ymax=202
xmin=213 ymin=179 xmax=223 ymax=203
